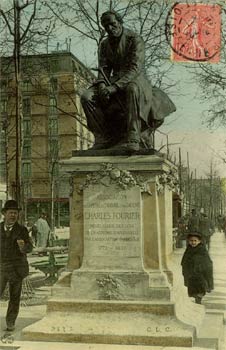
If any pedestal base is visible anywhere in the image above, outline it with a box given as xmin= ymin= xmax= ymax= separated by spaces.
xmin=22 ymin=299 xmax=195 ymax=347
xmin=22 ymin=155 xmax=204 ymax=346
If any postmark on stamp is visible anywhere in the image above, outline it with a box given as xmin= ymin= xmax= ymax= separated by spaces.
xmin=165 ymin=3 xmax=221 ymax=62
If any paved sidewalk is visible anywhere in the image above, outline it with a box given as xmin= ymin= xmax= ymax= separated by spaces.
xmin=204 ymin=231 xmax=226 ymax=350
xmin=170 ymin=230 xmax=226 ymax=312
xmin=169 ymin=231 xmax=226 ymax=350
xmin=203 ymin=231 xmax=226 ymax=313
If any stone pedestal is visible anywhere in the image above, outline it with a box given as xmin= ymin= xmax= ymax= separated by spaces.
xmin=22 ymin=155 xmax=203 ymax=346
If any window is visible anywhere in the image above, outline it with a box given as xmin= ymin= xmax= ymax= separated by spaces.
xmin=49 ymin=118 xmax=58 ymax=136
xmin=22 ymin=140 xmax=31 ymax=159
xmin=51 ymin=161 xmax=59 ymax=177
xmin=23 ymin=181 xmax=32 ymax=198
xmin=50 ymin=77 xmax=58 ymax=92
xmin=22 ymin=98 xmax=31 ymax=115
xmin=1 ymin=80 xmax=7 ymax=91
xmin=49 ymin=138 xmax=59 ymax=158
xmin=51 ymin=59 xmax=59 ymax=73
xmin=49 ymin=97 xmax=57 ymax=114
xmin=1 ymin=99 xmax=7 ymax=113
xmin=22 ymin=79 xmax=32 ymax=92
xmin=23 ymin=119 xmax=31 ymax=137
xmin=22 ymin=162 xmax=31 ymax=178
xmin=0 ymin=160 xmax=6 ymax=180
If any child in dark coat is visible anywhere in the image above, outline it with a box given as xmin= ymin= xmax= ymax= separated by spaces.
xmin=181 ymin=232 xmax=213 ymax=304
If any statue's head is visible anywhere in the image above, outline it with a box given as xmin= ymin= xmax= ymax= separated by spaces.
xmin=100 ymin=11 xmax=123 ymax=38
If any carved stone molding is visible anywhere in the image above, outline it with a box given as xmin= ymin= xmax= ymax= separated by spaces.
xmin=77 ymin=163 xmax=152 ymax=194
xmin=156 ymin=168 xmax=179 ymax=194
xmin=96 ymin=274 xmax=121 ymax=300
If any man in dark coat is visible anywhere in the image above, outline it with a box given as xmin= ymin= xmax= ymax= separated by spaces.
xmin=0 ymin=200 xmax=33 ymax=331
xmin=81 ymin=10 xmax=176 ymax=151
xmin=187 ymin=209 xmax=200 ymax=232
xmin=198 ymin=213 xmax=213 ymax=250
xmin=181 ymin=232 xmax=213 ymax=304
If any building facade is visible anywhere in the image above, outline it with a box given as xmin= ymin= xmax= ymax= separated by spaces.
xmin=0 ymin=52 xmax=94 ymax=226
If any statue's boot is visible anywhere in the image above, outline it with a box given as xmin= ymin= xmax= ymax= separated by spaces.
xmin=110 ymin=139 xmax=140 ymax=152
xmin=88 ymin=134 xmax=112 ymax=150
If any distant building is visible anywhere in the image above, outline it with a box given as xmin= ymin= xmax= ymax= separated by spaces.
xmin=0 ymin=52 xmax=94 ymax=225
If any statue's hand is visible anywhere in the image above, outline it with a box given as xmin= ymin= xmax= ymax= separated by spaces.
xmin=106 ymin=85 xmax=117 ymax=95
xmin=99 ymin=85 xmax=117 ymax=104
xmin=98 ymin=82 xmax=106 ymax=92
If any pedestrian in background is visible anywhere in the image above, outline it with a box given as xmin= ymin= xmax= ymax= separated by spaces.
xmin=188 ymin=209 xmax=200 ymax=232
xmin=199 ymin=213 xmax=213 ymax=250
xmin=223 ymin=215 xmax=226 ymax=237
xmin=0 ymin=200 xmax=33 ymax=331
xmin=26 ymin=220 xmax=38 ymax=246
xmin=176 ymin=215 xmax=188 ymax=248
xmin=181 ymin=232 xmax=213 ymax=304
xmin=217 ymin=214 xmax=224 ymax=232
xmin=34 ymin=212 xmax=50 ymax=249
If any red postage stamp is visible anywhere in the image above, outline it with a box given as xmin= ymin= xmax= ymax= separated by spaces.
xmin=166 ymin=3 xmax=221 ymax=62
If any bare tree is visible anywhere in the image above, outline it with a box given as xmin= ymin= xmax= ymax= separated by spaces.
xmin=191 ymin=61 xmax=226 ymax=128
xmin=0 ymin=0 xmax=56 ymax=207
xmin=43 ymin=0 xmax=175 ymax=91
xmin=0 ymin=0 xmax=56 ymax=55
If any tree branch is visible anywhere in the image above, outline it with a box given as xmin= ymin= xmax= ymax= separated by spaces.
xmin=20 ymin=0 xmax=37 ymax=42
xmin=0 ymin=9 xmax=14 ymax=36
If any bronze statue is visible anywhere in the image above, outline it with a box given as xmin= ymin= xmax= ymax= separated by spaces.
xmin=81 ymin=10 xmax=176 ymax=152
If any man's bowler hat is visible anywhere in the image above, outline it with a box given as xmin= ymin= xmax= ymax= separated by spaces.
xmin=2 ymin=200 xmax=21 ymax=213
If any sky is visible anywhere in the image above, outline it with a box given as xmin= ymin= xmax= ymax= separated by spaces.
xmin=156 ymin=64 xmax=226 ymax=178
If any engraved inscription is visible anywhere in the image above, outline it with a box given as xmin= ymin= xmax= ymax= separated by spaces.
xmin=147 ymin=326 xmax=172 ymax=333
xmin=84 ymin=185 xmax=141 ymax=257
xmin=51 ymin=326 xmax=73 ymax=333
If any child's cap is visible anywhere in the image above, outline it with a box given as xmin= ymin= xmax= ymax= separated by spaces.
xmin=187 ymin=232 xmax=202 ymax=239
